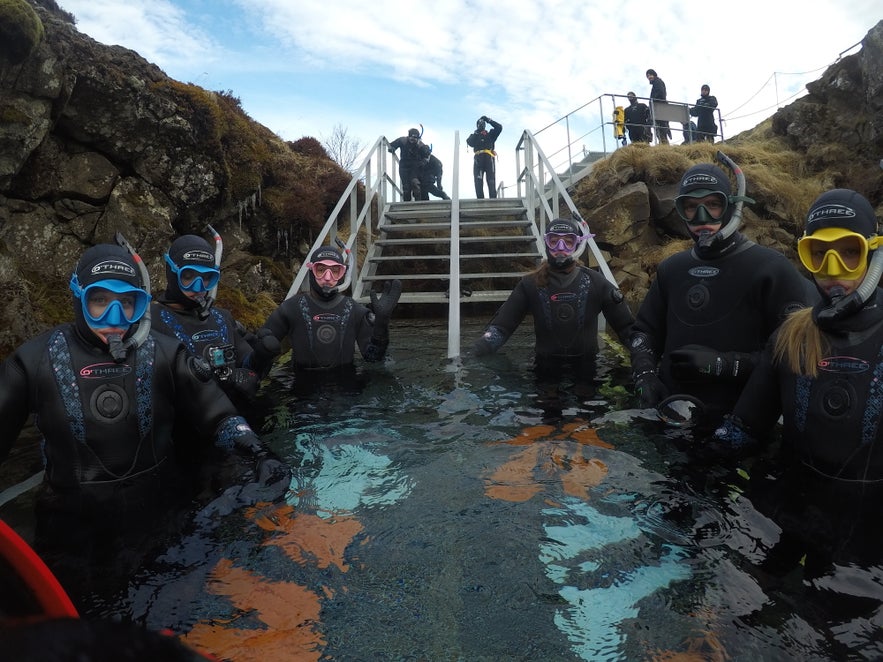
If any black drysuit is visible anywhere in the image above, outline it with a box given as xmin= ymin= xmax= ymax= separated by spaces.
xmin=465 ymin=119 xmax=502 ymax=198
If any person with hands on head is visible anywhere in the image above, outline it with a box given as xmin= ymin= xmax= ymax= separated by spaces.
xmin=471 ymin=216 xmax=635 ymax=375
xmin=466 ymin=115 xmax=502 ymax=198
xmin=0 ymin=238 xmax=288 ymax=606
xmin=253 ymin=245 xmax=402 ymax=374
xmin=151 ymin=231 xmax=278 ymax=408
xmin=629 ymin=157 xmax=815 ymax=431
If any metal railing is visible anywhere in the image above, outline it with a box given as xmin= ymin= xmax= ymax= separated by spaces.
xmin=532 ymin=92 xmax=724 ymax=190
xmin=286 ymin=121 xmax=626 ymax=355
xmin=514 ymin=129 xmax=617 ymax=288
xmin=286 ymin=135 xmax=462 ymax=302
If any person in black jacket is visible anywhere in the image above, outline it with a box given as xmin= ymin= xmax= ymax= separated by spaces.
xmin=418 ymin=145 xmax=450 ymax=200
xmin=388 ymin=128 xmax=426 ymax=201
xmin=629 ymin=161 xmax=815 ymax=430
xmin=471 ymin=217 xmax=634 ymax=374
xmin=151 ymin=232 xmax=277 ymax=409
xmin=465 ymin=115 xmax=502 ymax=198
xmin=711 ymin=188 xmax=883 ymax=584
xmin=690 ymin=84 xmax=719 ymax=143
xmin=0 ymin=240 xmax=287 ymax=609
xmin=254 ymin=245 xmax=402 ymax=374
xmin=646 ymin=69 xmax=671 ymax=144
xmin=623 ymin=92 xmax=652 ymax=143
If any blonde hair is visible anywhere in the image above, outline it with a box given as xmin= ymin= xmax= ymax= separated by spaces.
xmin=772 ymin=307 xmax=829 ymax=378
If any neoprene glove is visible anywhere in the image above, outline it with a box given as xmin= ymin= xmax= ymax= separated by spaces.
xmin=233 ymin=428 xmax=293 ymax=486
xmin=703 ymin=415 xmax=760 ymax=458
xmin=250 ymin=328 xmax=281 ymax=374
xmin=669 ymin=344 xmax=756 ymax=381
xmin=229 ymin=367 xmax=259 ymax=400
xmin=634 ymin=371 xmax=669 ymax=408
xmin=256 ymin=454 xmax=292 ymax=488
xmin=370 ymin=279 xmax=403 ymax=326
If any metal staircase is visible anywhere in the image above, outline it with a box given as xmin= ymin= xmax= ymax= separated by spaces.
xmin=286 ymin=129 xmax=619 ymax=358
xmin=352 ymin=197 xmax=542 ymax=305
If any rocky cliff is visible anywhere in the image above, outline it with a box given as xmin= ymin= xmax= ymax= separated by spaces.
xmin=0 ymin=0 xmax=352 ymax=356
xmin=1 ymin=0 xmax=881 ymax=358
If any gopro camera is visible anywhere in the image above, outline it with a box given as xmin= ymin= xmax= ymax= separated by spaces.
xmin=204 ymin=343 xmax=235 ymax=380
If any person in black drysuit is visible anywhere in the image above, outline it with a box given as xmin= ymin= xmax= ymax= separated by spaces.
xmin=471 ymin=217 xmax=635 ymax=376
xmin=629 ymin=162 xmax=816 ymax=432
xmin=623 ymin=91 xmax=652 ymax=144
xmin=151 ymin=233 xmax=278 ymax=410
xmin=418 ymin=144 xmax=450 ymax=200
xmin=645 ymin=69 xmax=671 ymax=144
xmin=690 ymin=84 xmax=719 ymax=143
xmin=709 ymin=190 xmax=883 ymax=631
xmin=388 ymin=128 xmax=426 ymax=201
xmin=466 ymin=116 xmax=502 ymax=198
xmin=254 ymin=246 xmax=402 ymax=378
xmin=0 ymin=241 xmax=288 ymax=613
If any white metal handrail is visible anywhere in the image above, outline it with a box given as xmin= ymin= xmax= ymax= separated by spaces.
xmin=515 ymin=129 xmax=617 ymax=287
xmin=285 ymin=136 xmax=396 ymax=300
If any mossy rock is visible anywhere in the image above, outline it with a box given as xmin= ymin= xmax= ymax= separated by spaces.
xmin=0 ymin=0 xmax=45 ymax=64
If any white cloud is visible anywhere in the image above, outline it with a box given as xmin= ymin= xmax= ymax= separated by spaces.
xmin=56 ymin=0 xmax=881 ymax=194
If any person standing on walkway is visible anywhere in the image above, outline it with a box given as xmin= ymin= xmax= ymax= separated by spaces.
xmin=466 ymin=115 xmax=502 ymax=198
xmin=646 ymin=69 xmax=671 ymax=144
xmin=690 ymin=84 xmax=719 ymax=143
xmin=623 ymin=92 xmax=652 ymax=144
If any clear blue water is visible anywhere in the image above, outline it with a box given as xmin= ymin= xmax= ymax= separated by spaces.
xmin=2 ymin=317 xmax=882 ymax=661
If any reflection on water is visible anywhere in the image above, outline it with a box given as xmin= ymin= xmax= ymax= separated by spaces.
xmin=2 ymin=318 xmax=882 ymax=660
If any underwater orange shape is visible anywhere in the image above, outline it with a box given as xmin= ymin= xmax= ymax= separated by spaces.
xmin=182 ymin=558 xmax=324 ymax=662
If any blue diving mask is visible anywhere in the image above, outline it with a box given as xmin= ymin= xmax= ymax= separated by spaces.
xmin=164 ymin=253 xmax=220 ymax=293
xmin=70 ymin=277 xmax=150 ymax=329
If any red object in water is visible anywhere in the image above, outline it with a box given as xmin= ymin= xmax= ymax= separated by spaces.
xmin=0 ymin=519 xmax=78 ymax=621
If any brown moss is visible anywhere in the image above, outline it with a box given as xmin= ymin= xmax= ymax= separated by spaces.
xmin=215 ymin=288 xmax=278 ymax=331
xmin=0 ymin=0 xmax=44 ymax=64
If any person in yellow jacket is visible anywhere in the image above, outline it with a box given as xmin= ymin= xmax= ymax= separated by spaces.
xmin=613 ymin=106 xmax=626 ymax=146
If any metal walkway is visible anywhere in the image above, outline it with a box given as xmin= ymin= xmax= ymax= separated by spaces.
xmin=286 ymin=128 xmax=619 ymax=359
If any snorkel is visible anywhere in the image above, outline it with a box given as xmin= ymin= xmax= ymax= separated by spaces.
xmin=817 ymin=249 xmax=883 ymax=323
xmin=693 ymin=150 xmax=749 ymax=251
xmin=199 ymin=224 xmax=223 ymax=320
xmin=334 ymin=236 xmax=356 ymax=293
xmin=570 ymin=211 xmax=592 ymax=263
xmin=108 ymin=232 xmax=151 ymax=363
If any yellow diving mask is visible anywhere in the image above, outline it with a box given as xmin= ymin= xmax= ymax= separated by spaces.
xmin=797 ymin=228 xmax=879 ymax=279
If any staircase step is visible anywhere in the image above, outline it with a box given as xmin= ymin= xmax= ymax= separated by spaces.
xmin=459 ymin=219 xmax=532 ymax=228
xmin=380 ymin=222 xmax=452 ymax=232
xmin=375 ymin=237 xmax=452 ymax=246
xmin=461 ymin=252 xmax=541 ymax=259
xmin=461 ymin=235 xmax=536 ymax=243
xmin=360 ymin=271 xmax=527 ymax=282
xmin=366 ymin=252 xmax=537 ymax=261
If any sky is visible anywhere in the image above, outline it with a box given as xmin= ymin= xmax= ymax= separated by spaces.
xmin=55 ymin=0 xmax=880 ymax=198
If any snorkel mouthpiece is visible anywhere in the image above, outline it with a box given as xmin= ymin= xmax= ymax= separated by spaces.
xmin=695 ymin=229 xmax=715 ymax=249
xmin=107 ymin=333 xmax=126 ymax=362
xmin=827 ymin=285 xmax=848 ymax=301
